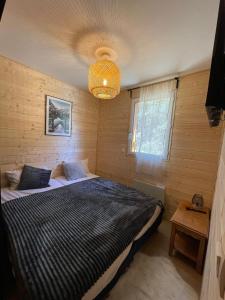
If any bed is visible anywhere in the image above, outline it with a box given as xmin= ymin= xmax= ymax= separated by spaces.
xmin=1 ymin=174 xmax=164 ymax=300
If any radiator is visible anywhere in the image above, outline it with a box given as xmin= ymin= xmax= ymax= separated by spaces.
xmin=133 ymin=179 xmax=165 ymax=205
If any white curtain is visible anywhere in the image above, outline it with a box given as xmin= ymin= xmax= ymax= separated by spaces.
xmin=133 ymin=79 xmax=177 ymax=184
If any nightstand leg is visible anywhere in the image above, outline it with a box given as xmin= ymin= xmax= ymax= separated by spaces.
xmin=169 ymin=224 xmax=176 ymax=256
xmin=196 ymin=238 xmax=206 ymax=273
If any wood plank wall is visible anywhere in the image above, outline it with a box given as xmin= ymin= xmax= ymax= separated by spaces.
xmin=0 ymin=55 xmax=99 ymax=184
xmin=0 ymin=55 xmax=222 ymax=219
xmin=201 ymin=125 xmax=225 ymax=300
xmin=96 ymin=70 xmax=223 ymax=218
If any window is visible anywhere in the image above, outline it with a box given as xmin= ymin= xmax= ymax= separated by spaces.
xmin=129 ymin=80 xmax=177 ymax=160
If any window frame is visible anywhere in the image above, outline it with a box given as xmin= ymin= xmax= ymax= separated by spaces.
xmin=128 ymin=92 xmax=177 ymax=161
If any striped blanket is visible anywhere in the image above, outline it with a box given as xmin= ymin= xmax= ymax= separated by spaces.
xmin=2 ymin=178 xmax=163 ymax=300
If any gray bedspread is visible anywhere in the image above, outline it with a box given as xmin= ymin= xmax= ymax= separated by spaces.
xmin=2 ymin=177 xmax=163 ymax=300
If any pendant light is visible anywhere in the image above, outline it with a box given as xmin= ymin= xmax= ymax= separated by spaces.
xmin=88 ymin=47 xmax=120 ymax=100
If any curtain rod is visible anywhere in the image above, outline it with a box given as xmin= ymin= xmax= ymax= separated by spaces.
xmin=127 ymin=76 xmax=179 ymax=91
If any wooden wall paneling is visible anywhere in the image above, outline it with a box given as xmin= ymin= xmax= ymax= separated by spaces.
xmin=0 ymin=55 xmax=99 ymax=186
xmin=201 ymin=126 xmax=225 ymax=300
xmin=96 ymin=70 xmax=223 ymax=218
xmin=165 ymin=70 xmax=223 ymax=217
xmin=0 ymin=54 xmax=223 ymax=222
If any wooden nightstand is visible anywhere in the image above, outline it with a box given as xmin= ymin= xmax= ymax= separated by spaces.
xmin=169 ymin=201 xmax=210 ymax=273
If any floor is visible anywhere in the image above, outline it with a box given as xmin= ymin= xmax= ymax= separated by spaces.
xmin=107 ymin=220 xmax=202 ymax=300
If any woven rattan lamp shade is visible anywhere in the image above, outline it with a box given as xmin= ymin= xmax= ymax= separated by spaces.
xmin=88 ymin=59 xmax=120 ymax=99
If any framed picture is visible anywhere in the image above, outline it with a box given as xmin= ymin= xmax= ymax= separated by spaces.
xmin=45 ymin=95 xmax=72 ymax=136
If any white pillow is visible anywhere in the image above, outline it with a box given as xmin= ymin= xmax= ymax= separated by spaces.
xmin=5 ymin=170 xmax=22 ymax=190
xmin=62 ymin=159 xmax=89 ymax=175
xmin=81 ymin=159 xmax=89 ymax=174
xmin=63 ymin=161 xmax=87 ymax=181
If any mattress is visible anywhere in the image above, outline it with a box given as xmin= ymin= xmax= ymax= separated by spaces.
xmin=1 ymin=178 xmax=63 ymax=203
xmin=55 ymin=173 xmax=99 ymax=185
xmin=1 ymin=174 xmax=98 ymax=203
xmin=2 ymin=175 xmax=162 ymax=300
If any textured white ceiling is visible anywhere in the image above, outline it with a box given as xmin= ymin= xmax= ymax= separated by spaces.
xmin=0 ymin=0 xmax=220 ymax=90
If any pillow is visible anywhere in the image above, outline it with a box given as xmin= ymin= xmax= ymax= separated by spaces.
xmin=5 ymin=164 xmax=49 ymax=190
xmin=81 ymin=159 xmax=89 ymax=174
xmin=18 ymin=165 xmax=52 ymax=190
xmin=5 ymin=170 xmax=22 ymax=190
xmin=63 ymin=161 xmax=87 ymax=181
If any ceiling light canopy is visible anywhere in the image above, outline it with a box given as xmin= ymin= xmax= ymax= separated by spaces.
xmin=88 ymin=47 xmax=120 ymax=100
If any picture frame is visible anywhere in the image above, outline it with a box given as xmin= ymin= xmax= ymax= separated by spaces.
xmin=45 ymin=95 xmax=72 ymax=136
